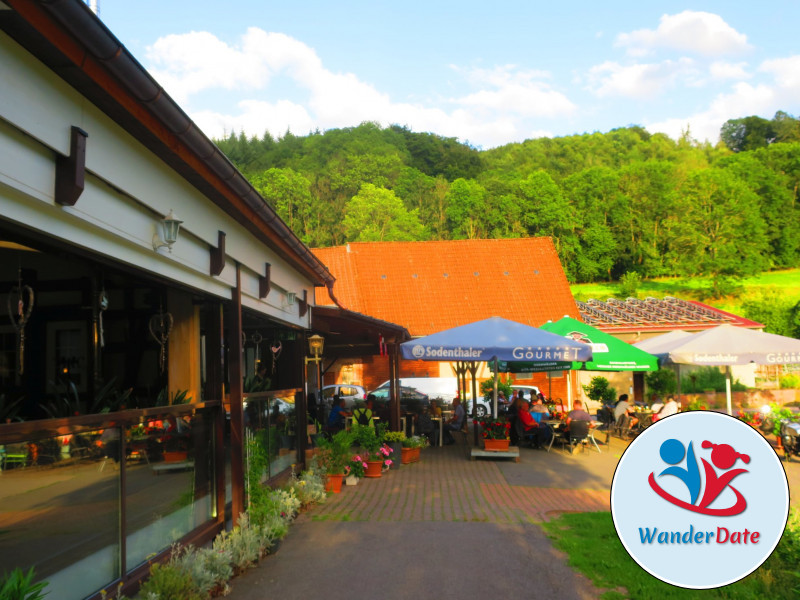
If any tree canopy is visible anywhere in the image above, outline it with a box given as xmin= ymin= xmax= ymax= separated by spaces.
xmin=215 ymin=112 xmax=800 ymax=296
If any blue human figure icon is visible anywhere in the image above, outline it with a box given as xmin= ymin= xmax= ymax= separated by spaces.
xmin=658 ymin=438 xmax=701 ymax=505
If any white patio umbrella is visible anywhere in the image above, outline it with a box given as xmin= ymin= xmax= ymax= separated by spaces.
xmin=650 ymin=324 xmax=800 ymax=415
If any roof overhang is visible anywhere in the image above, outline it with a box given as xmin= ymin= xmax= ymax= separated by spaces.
xmin=0 ymin=0 xmax=334 ymax=287
xmin=312 ymin=306 xmax=410 ymax=360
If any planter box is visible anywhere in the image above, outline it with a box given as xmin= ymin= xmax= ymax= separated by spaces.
xmin=162 ymin=451 xmax=188 ymax=463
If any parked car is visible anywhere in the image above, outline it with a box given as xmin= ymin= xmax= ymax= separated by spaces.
xmin=473 ymin=384 xmax=543 ymax=417
xmin=320 ymin=384 xmax=366 ymax=409
xmin=368 ymin=386 xmax=430 ymax=415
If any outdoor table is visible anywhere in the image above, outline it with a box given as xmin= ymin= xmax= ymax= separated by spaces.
xmin=542 ymin=419 xmax=563 ymax=452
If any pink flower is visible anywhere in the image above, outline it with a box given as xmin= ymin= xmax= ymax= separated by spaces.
xmin=385 ymin=460 xmax=393 ymax=467
xmin=362 ymin=462 xmax=368 ymax=469
xmin=353 ymin=455 xmax=362 ymax=461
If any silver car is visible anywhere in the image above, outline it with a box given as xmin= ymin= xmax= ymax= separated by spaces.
xmin=321 ymin=384 xmax=366 ymax=409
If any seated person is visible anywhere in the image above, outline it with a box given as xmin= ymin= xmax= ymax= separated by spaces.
xmin=614 ymin=394 xmax=638 ymax=429
xmin=563 ymin=399 xmax=592 ymax=439
xmin=517 ymin=402 xmax=551 ymax=448
xmin=327 ymin=396 xmax=351 ymax=432
xmin=530 ymin=397 xmax=550 ymax=417
xmin=497 ymin=391 xmax=510 ymax=415
xmin=352 ymin=397 xmax=375 ymax=429
xmin=443 ymin=398 xmax=465 ymax=445
xmin=415 ymin=408 xmax=439 ymax=446
xmin=654 ymin=396 xmax=679 ymax=421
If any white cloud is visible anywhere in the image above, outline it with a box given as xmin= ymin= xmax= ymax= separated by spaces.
xmin=587 ymin=58 xmax=695 ymax=99
xmin=455 ymin=65 xmax=576 ymax=117
xmin=143 ymin=27 xmax=578 ymax=148
xmin=760 ymin=55 xmax=800 ymax=90
xmin=646 ymin=81 xmax=779 ymax=143
xmin=616 ymin=11 xmax=751 ymax=57
xmin=648 ymin=54 xmax=800 ymax=143
xmin=709 ymin=61 xmax=750 ymax=80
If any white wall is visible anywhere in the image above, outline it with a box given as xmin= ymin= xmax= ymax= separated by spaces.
xmin=0 ymin=31 xmax=312 ymax=327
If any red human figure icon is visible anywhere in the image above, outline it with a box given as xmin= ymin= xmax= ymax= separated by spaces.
xmin=698 ymin=441 xmax=750 ymax=512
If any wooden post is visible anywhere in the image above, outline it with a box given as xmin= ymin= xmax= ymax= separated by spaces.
xmin=227 ymin=265 xmax=245 ymax=525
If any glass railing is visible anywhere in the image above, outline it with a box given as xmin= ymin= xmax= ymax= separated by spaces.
xmin=0 ymin=404 xmax=218 ymax=600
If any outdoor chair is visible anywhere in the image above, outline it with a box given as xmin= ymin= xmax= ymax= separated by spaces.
xmin=560 ymin=420 xmax=601 ymax=454
xmin=1 ymin=443 xmax=29 ymax=470
xmin=612 ymin=414 xmax=633 ymax=440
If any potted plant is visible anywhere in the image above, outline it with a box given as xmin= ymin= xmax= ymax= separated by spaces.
xmin=354 ymin=426 xmax=392 ymax=477
xmin=767 ymin=403 xmax=796 ymax=448
xmin=478 ymin=416 xmax=511 ymax=451
xmin=345 ymin=454 xmax=367 ymax=485
xmin=382 ymin=430 xmax=406 ymax=469
xmin=401 ymin=435 xmax=426 ymax=463
xmin=316 ymin=429 xmax=353 ymax=493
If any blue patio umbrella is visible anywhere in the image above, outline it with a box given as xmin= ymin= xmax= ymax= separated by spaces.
xmin=400 ymin=316 xmax=593 ymax=416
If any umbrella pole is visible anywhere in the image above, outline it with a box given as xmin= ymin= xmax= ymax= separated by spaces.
xmin=726 ymin=366 xmax=733 ymax=415
xmin=567 ymin=371 xmax=572 ymax=411
xmin=493 ymin=358 xmax=498 ymax=417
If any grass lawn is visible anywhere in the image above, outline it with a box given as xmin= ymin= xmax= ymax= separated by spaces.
xmin=571 ymin=268 xmax=800 ymax=315
xmin=542 ymin=511 xmax=800 ymax=600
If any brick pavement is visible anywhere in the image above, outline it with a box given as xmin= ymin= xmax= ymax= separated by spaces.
xmin=310 ymin=437 xmax=616 ymax=524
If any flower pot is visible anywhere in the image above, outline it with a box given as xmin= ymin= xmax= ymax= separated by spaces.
xmin=163 ymin=450 xmax=188 ymax=463
xmin=412 ymin=447 xmax=421 ymax=462
xmin=401 ymin=447 xmax=414 ymax=464
xmin=484 ymin=438 xmax=510 ymax=452
xmin=345 ymin=474 xmax=359 ymax=486
xmin=325 ymin=473 xmax=344 ymax=493
xmin=365 ymin=460 xmax=384 ymax=478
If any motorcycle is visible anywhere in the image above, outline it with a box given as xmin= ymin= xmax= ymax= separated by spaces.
xmin=780 ymin=419 xmax=800 ymax=462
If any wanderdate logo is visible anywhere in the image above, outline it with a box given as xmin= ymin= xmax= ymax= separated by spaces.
xmin=611 ymin=411 xmax=789 ymax=589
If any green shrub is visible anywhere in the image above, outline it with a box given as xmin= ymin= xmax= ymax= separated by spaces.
xmin=644 ymin=368 xmax=676 ymax=398
xmin=138 ymin=563 xmax=203 ymax=600
xmin=582 ymin=376 xmax=617 ymax=406
xmin=480 ymin=375 xmax=513 ymax=402
xmin=0 ymin=568 xmax=48 ymax=600
xmin=683 ymin=366 xmax=747 ymax=392
xmin=780 ymin=373 xmax=800 ymax=389
xmin=213 ymin=513 xmax=261 ymax=572
xmin=168 ymin=544 xmax=232 ymax=598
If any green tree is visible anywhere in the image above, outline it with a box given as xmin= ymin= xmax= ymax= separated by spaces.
xmin=343 ymin=184 xmax=426 ymax=242
xmin=670 ymin=169 xmax=769 ymax=297
xmin=444 ymin=178 xmax=488 ymax=239
xmin=645 ymin=369 xmax=677 ymax=400
xmin=618 ymin=271 xmax=642 ymax=299
xmin=582 ymin=376 xmax=617 ymax=406
xmin=742 ymin=289 xmax=800 ymax=337
xmin=720 ymin=115 xmax=776 ymax=152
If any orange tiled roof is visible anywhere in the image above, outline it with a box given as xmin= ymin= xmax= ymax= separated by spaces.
xmin=313 ymin=238 xmax=580 ymax=337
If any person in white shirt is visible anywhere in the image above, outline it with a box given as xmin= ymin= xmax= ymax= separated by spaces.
xmin=654 ymin=396 xmax=679 ymax=421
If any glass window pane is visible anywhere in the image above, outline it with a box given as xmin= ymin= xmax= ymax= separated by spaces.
xmin=0 ymin=430 xmax=120 ymax=600
xmin=125 ymin=411 xmax=214 ymax=571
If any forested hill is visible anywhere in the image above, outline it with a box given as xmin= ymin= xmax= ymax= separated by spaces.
xmin=214 ymin=113 xmax=800 ymax=292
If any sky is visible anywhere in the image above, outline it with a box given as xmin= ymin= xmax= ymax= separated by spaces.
xmin=96 ymin=1 xmax=800 ymax=150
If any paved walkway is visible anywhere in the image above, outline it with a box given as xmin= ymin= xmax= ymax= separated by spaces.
xmin=224 ymin=431 xmax=800 ymax=600
xmin=226 ymin=434 xmax=630 ymax=600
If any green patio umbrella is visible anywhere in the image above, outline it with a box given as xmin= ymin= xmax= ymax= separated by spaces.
xmin=496 ymin=316 xmax=658 ymax=373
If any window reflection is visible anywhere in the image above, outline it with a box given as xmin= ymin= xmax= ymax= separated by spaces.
xmin=0 ymin=429 xmax=119 ymax=599
xmin=124 ymin=411 xmax=214 ymax=570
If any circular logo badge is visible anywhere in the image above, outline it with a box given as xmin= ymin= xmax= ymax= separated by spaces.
xmin=611 ymin=411 xmax=789 ymax=589
xmin=411 ymin=344 xmax=425 ymax=359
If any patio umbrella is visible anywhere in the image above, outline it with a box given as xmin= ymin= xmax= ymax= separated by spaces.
xmin=651 ymin=324 xmax=800 ymax=415
xmin=632 ymin=329 xmax=693 ymax=354
xmin=495 ymin=316 xmax=658 ymax=407
xmin=400 ymin=316 xmax=593 ymax=416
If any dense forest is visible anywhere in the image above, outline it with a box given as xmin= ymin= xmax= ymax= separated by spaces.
xmin=215 ymin=111 xmax=800 ymax=296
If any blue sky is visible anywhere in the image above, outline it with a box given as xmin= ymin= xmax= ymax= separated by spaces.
xmin=97 ymin=1 xmax=800 ymax=149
